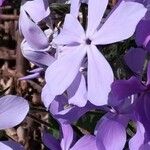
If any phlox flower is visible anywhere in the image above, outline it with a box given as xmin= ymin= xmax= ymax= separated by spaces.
xmin=45 ymin=0 xmax=147 ymax=107
xmin=19 ymin=0 xmax=55 ymax=80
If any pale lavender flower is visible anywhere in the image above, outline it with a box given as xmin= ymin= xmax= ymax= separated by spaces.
xmin=0 ymin=95 xmax=29 ymax=130
xmin=19 ymin=5 xmax=55 ymax=80
xmin=19 ymin=9 xmax=50 ymax=51
xmin=45 ymin=0 xmax=147 ymax=107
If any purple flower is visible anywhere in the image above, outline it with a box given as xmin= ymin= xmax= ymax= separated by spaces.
xmin=42 ymin=122 xmax=97 ymax=150
xmin=45 ymin=0 xmax=146 ymax=107
xmin=124 ymin=20 xmax=150 ymax=75
xmin=104 ymin=63 xmax=150 ymax=149
xmin=95 ymin=87 xmax=134 ymax=150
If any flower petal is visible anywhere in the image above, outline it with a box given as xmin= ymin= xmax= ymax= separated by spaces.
xmin=0 ymin=95 xmax=29 ymax=130
xmin=68 ymin=73 xmax=87 ymax=107
xmin=135 ymin=19 xmax=150 ymax=49
xmin=60 ymin=123 xmax=74 ymax=150
xmin=110 ymin=76 xmax=145 ymax=102
xmin=55 ymin=102 xmax=99 ymax=123
xmin=124 ymin=48 xmax=146 ymax=75
xmin=92 ymin=1 xmax=147 ymax=45
xmin=87 ymin=45 xmax=114 ymax=106
xmin=49 ymin=95 xmax=68 ymax=115
xmin=0 ymin=142 xmax=12 ymax=150
xmin=1 ymin=140 xmax=24 ymax=150
xmin=70 ymin=0 xmax=80 ymax=17
xmin=21 ymin=40 xmax=55 ymax=66
xmin=41 ymin=84 xmax=56 ymax=109
xmin=96 ymin=118 xmax=126 ymax=150
xmin=19 ymin=9 xmax=49 ymax=50
xmin=70 ymin=135 xmax=97 ymax=150
xmin=21 ymin=0 xmax=50 ymax=23
xmin=45 ymin=45 xmax=86 ymax=96
xmin=140 ymin=143 xmax=150 ymax=150
xmin=42 ymin=131 xmax=61 ymax=150
xmin=53 ymin=14 xmax=85 ymax=45
xmin=86 ymin=0 xmax=108 ymax=37
xmin=129 ymin=121 xmax=145 ymax=150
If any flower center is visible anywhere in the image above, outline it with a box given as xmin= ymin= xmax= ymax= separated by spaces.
xmin=85 ymin=38 xmax=92 ymax=45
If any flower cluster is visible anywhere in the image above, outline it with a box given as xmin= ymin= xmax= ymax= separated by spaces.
xmin=0 ymin=0 xmax=150 ymax=149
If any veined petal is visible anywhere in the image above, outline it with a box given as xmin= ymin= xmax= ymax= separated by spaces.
xmin=0 ymin=95 xmax=29 ymax=130
xmin=53 ymin=14 xmax=85 ymax=45
xmin=21 ymin=0 xmax=50 ymax=23
xmin=129 ymin=121 xmax=145 ymax=150
xmin=68 ymin=73 xmax=87 ymax=107
xmin=92 ymin=1 xmax=147 ymax=45
xmin=45 ymin=45 xmax=86 ymax=96
xmin=86 ymin=0 xmax=108 ymax=37
xmin=60 ymin=123 xmax=74 ymax=150
xmin=19 ymin=9 xmax=49 ymax=50
xmin=70 ymin=135 xmax=98 ymax=150
xmin=87 ymin=45 xmax=114 ymax=106
xmin=21 ymin=40 xmax=55 ymax=66
xmin=96 ymin=118 xmax=126 ymax=150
